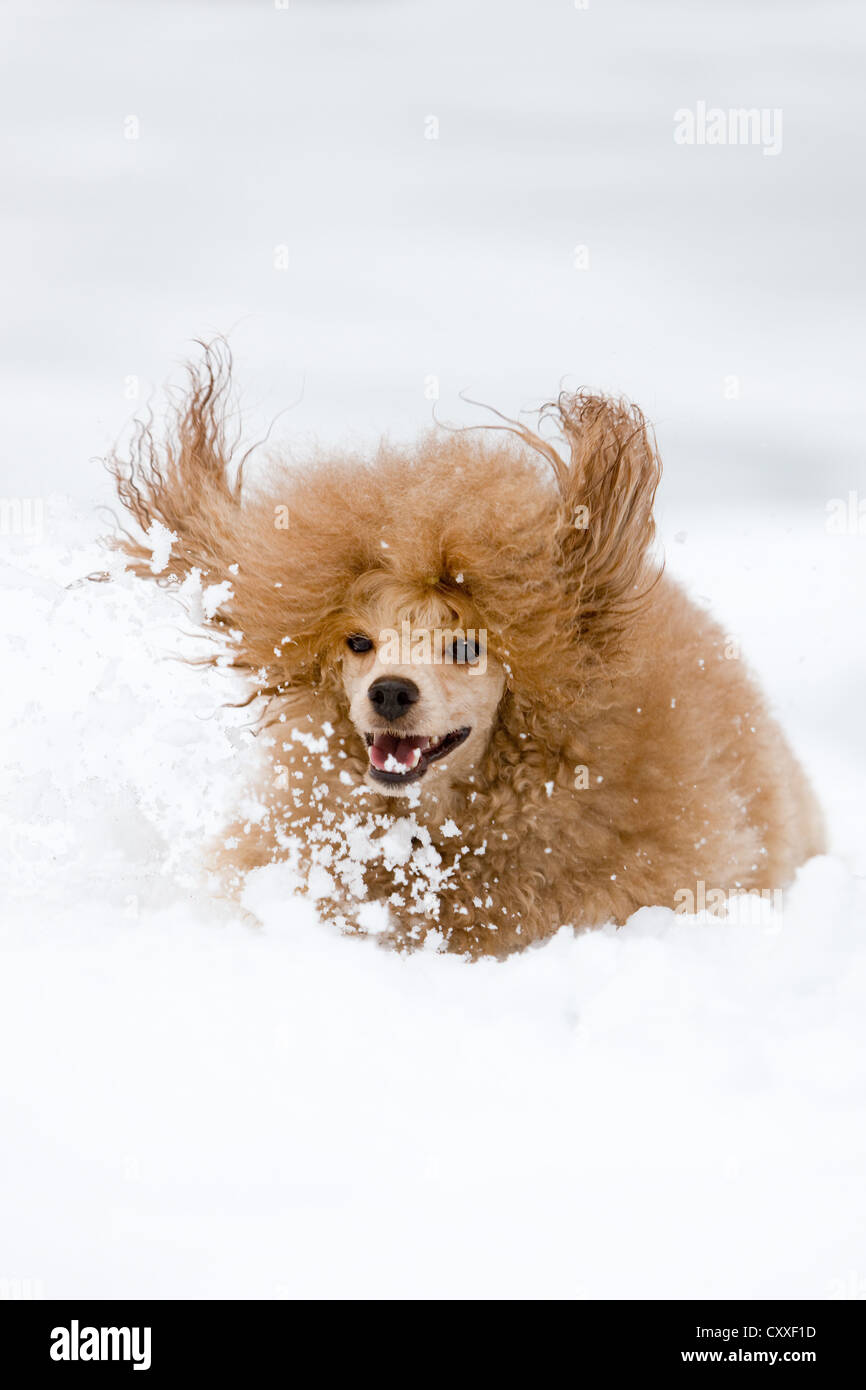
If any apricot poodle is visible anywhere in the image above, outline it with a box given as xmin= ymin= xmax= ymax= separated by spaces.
xmin=110 ymin=345 xmax=824 ymax=957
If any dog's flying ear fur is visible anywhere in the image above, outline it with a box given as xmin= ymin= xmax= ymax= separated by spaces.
xmin=552 ymin=391 xmax=662 ymax=647
xmin=514 ymin=391 xmax=662 ymax=659
xmin=108 ymin=340 xmax=243 ymax=589
xmin=482 ymin=390 xmax=662 ymax=691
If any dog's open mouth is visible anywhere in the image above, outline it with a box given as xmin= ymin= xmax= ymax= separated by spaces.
xmin=364 ymin=728 xmax=471 ymax=784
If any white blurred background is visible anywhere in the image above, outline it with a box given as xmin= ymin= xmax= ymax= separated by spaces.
xmin=2 ymin=0 xmax=864 ymax=506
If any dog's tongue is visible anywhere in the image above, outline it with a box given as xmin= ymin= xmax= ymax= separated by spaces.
xmin=369 ymin=732 xmax=430 ymax=769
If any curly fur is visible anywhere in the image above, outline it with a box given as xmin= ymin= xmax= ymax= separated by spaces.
xmin=109 ymin=343 xmax=825 ymax=958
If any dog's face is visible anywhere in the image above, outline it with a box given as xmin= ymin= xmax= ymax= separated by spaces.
xmin=338 ymin=593 xmax=505 ymax=797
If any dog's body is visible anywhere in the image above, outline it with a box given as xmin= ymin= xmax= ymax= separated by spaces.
xmin=112 ymin=347 xmax=824 ymax=957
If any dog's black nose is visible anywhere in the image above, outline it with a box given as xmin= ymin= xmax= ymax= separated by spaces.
xmin=367 ymin=677 xmax=420 ymax=722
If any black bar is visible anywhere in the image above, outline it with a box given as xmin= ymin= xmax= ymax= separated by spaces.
xmin=1 ymin=1299 xmax=861 ymax=1375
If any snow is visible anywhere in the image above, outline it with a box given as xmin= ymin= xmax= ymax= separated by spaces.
xmin=1 ymin=0 xmax=865 ymax=1300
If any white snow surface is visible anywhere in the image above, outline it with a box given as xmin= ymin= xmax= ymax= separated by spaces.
xmin=1 ymin=501 xmax=864 ymax=1300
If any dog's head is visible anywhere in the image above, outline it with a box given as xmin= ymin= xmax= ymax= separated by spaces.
xmin=111 ymin=346 xmax=662 ymax=798
xmin=336 ymin=580 xmax=505 ymax=796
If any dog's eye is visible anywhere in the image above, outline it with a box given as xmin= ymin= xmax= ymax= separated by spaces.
xmin=346 ymin=633 xmax=374 ymax=653
xmin=450 ymin=636 xmax=481 ymax=664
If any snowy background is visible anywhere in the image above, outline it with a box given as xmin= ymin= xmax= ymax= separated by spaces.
xmin=1 ymin=0 xmax=864 ymax=1299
